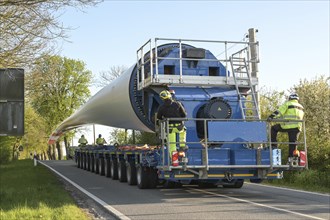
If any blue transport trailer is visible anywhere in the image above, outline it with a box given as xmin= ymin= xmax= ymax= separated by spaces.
xmin=70 ymin=29 xmax=307 ymax=189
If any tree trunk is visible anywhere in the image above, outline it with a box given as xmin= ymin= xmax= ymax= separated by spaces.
xmin=64 ymin=136 xmax=70 ymax=160
xmin=47 ymin=145 xmax=52 ymax=160
xmin=52 ymin=144 xmax=57 ymax=160
xmin=12 ymin=140 xmax=19 ymax=160
xmin=43 ymin=150 xmax=48 ymax=160
xmin=12 ymin=144 xmax=16 ymax=160
xmin=132 ymin=130 xmax=136 ymax=144
xmin=56 ymin=141 xmax=62 ymax=160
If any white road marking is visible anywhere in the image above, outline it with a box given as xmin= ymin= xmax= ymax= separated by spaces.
xmin=39 ymin=161 xmax=130 ymax=220
xmin=188 ymin=188 xmax=327 ymax=220
xmin=246 ymin=182 xmax=329 ymax=196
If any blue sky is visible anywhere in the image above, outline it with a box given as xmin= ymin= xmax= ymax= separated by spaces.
xmin=57 ymin=1 xmax=329 ymax=144
xmin=59 ymin=1 xmax=329 ymax=92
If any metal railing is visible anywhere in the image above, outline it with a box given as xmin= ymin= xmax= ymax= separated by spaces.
xmin=156 ymin=118 xmax=307 ymax=172
xmin=136 ymin=38 xmax=259 ymax=90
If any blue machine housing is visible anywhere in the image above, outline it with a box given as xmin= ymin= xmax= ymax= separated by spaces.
xmin=128 ymin=43 xmax=244 ymax=148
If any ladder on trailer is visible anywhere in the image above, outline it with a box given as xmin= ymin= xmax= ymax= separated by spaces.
xmin=230 ymin=53 xmax=260 ymax=120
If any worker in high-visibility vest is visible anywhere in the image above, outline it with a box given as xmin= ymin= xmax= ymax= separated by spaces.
xmin=157 ymin=90 xmax=188 ymax=157
xmin=96 ymin=134 xmax=107 ymax=145
xmin=78 ymin=135 xmax=88 ymax=146
xmin=268 ymin=93 xmax=304 ymax=162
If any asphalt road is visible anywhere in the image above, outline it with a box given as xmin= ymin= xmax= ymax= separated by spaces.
xmin=40 ymin=160 xmax=329 ymax=220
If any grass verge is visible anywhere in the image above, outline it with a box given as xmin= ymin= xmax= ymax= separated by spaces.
xmin=264 ymin=169 xmax=330 ymax=194
xmin=0 ymin=159 xmax=91 ymax=220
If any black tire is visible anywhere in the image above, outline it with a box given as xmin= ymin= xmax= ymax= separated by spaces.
xmin=223 ymin=179 xmax=244 ymax=188
xmin=111 ymin=160 xmax=118 ymax=180
xmin=118 ymin=161 xmax=127 ymax=182
xmin=77 ymin=154 xmax=80 ymax=168
xmin=94 ymin=157 xmax=99 ymax=174
xmin=104 ymin=158 xmax=111 ymax=177
xmin=80 ymin=153 xmax=84 ymax=169
xmin=148 ymin=168 xmax=158 ymax=189
xmin=87 ymin=154 xmax=91 ymax=171
xmin=108 ymin=158 xmax=112 ymax=178
xmin=99 ymin=157 xmax=105 ymax=176
xmin=91 ymin=155 xmax=95 ymax=172
xmin=126 ymin=162 xmax=137 ymax=185
xmin=137 ymin=165 xmax=149 ymax=189
xmin=250 ymin=179 xmax=263 ymax=184
xmin=83 ymin=154 xmax=87 ymax=170
xmin=233 ymin=179 xmax=244 ymax=188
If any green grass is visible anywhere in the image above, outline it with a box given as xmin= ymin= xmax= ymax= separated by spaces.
xmin=264 ymin=169 xmax=330 ymax=194
xmin=0 ymin=159 xmax=91 ymax=220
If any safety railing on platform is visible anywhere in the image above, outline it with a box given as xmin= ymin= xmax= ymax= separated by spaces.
xmin=156 ymin=118 xmax=307 ymax=173
xmin=136 ymin=38 xmax=259 ymax=90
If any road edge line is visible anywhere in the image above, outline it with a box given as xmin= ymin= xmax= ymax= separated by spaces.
xmin=188 ymin=188 xmax=327 ymax=220
xmin=39 ymin=161 xmax=131 ymax=220
xmin=246 ymin=182 xmax=329 ymax=196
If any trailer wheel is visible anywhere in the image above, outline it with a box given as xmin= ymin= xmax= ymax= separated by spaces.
xmin=250 ymin=179 xmax=263 ymax=184
xmin=99 ymin=157 xmax=105 ymax=176
xmin=148 ymin=168 xmax=158 ymax=189
xmin=233 ymin=179 xmax=244 ymax=188
xmin=80 ymin=154 xmax=84 ymax=169
xmin=111 ymin=160 xmax=118 ymax=180
xmin=80 ymin=153 xmax=84 ymax=169
xmin=83 ymin=154 xmax=87 ymax=170
xmin=87 ymin=154 xmax=91 ymax=171
xmin=77 ymin=154 xmax=80 ymax=168
xmin=118 ymin=161 xmax=127 ymax=182
xmin=223 ymin=179 xmax=244 ymax=188
xmin=104 ymin=157 xmax=111 ymax=177
xmin=126 ymin=162 xmax=137 ymax=185
xmin=108 ymin=158 xmax=112 ymax=178
xmin=137 ymin=165 xmax=149 ymax=189
xmin=91 ymin=155 xmax=95 ymax=172
xmin=94 ymin=157 xmax=99 ymax=174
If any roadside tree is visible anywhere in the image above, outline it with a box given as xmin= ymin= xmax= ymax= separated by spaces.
xmin=0 ymin=137 xmax=15 ymax=164
xmin=292 ymin=76 xmax=330 ymax=170
xmin=22 ymin=104 xmax=48 ymax=160
xmin=0 ymin=0 xmax=102 ymax=68
xmin=95 ymin=65 xmax=127 ymax=88
xmin=259 ymin=76 xmax=330 ymax=171
xmin=26 ymin=55 xmax=92 ymax=159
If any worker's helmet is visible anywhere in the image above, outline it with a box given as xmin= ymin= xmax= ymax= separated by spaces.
xmin=81 ymin=135 xmax=84 ymax=137
xmin=289 ymin=93 xmax=299 ymax=101
xmin=159 ymin=90 xmax=172 ymax=100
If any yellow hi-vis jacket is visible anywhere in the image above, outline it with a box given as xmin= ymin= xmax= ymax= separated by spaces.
xmin=78 ymin=137 xmax=88 ymax=145
xmin=274 ymin=100 xmax=304 ymax=130
xmin=96 ymin=137 xmax=106 ymax=145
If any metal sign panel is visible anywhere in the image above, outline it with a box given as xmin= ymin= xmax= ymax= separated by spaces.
xmin=208 ymin=121 xmax=267 ymax=142
xmin=0 ymin=68 xmax=24 ymax=136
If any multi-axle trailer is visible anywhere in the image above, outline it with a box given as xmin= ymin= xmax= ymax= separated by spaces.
xmin=74 ymin=118 xmax=307 ymax=189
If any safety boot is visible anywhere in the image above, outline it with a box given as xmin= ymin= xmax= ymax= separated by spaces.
xmin=287 ymin=157 xmax=299 ymax=167
xmin=287 ymin=157 xmax=293 ymax=166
